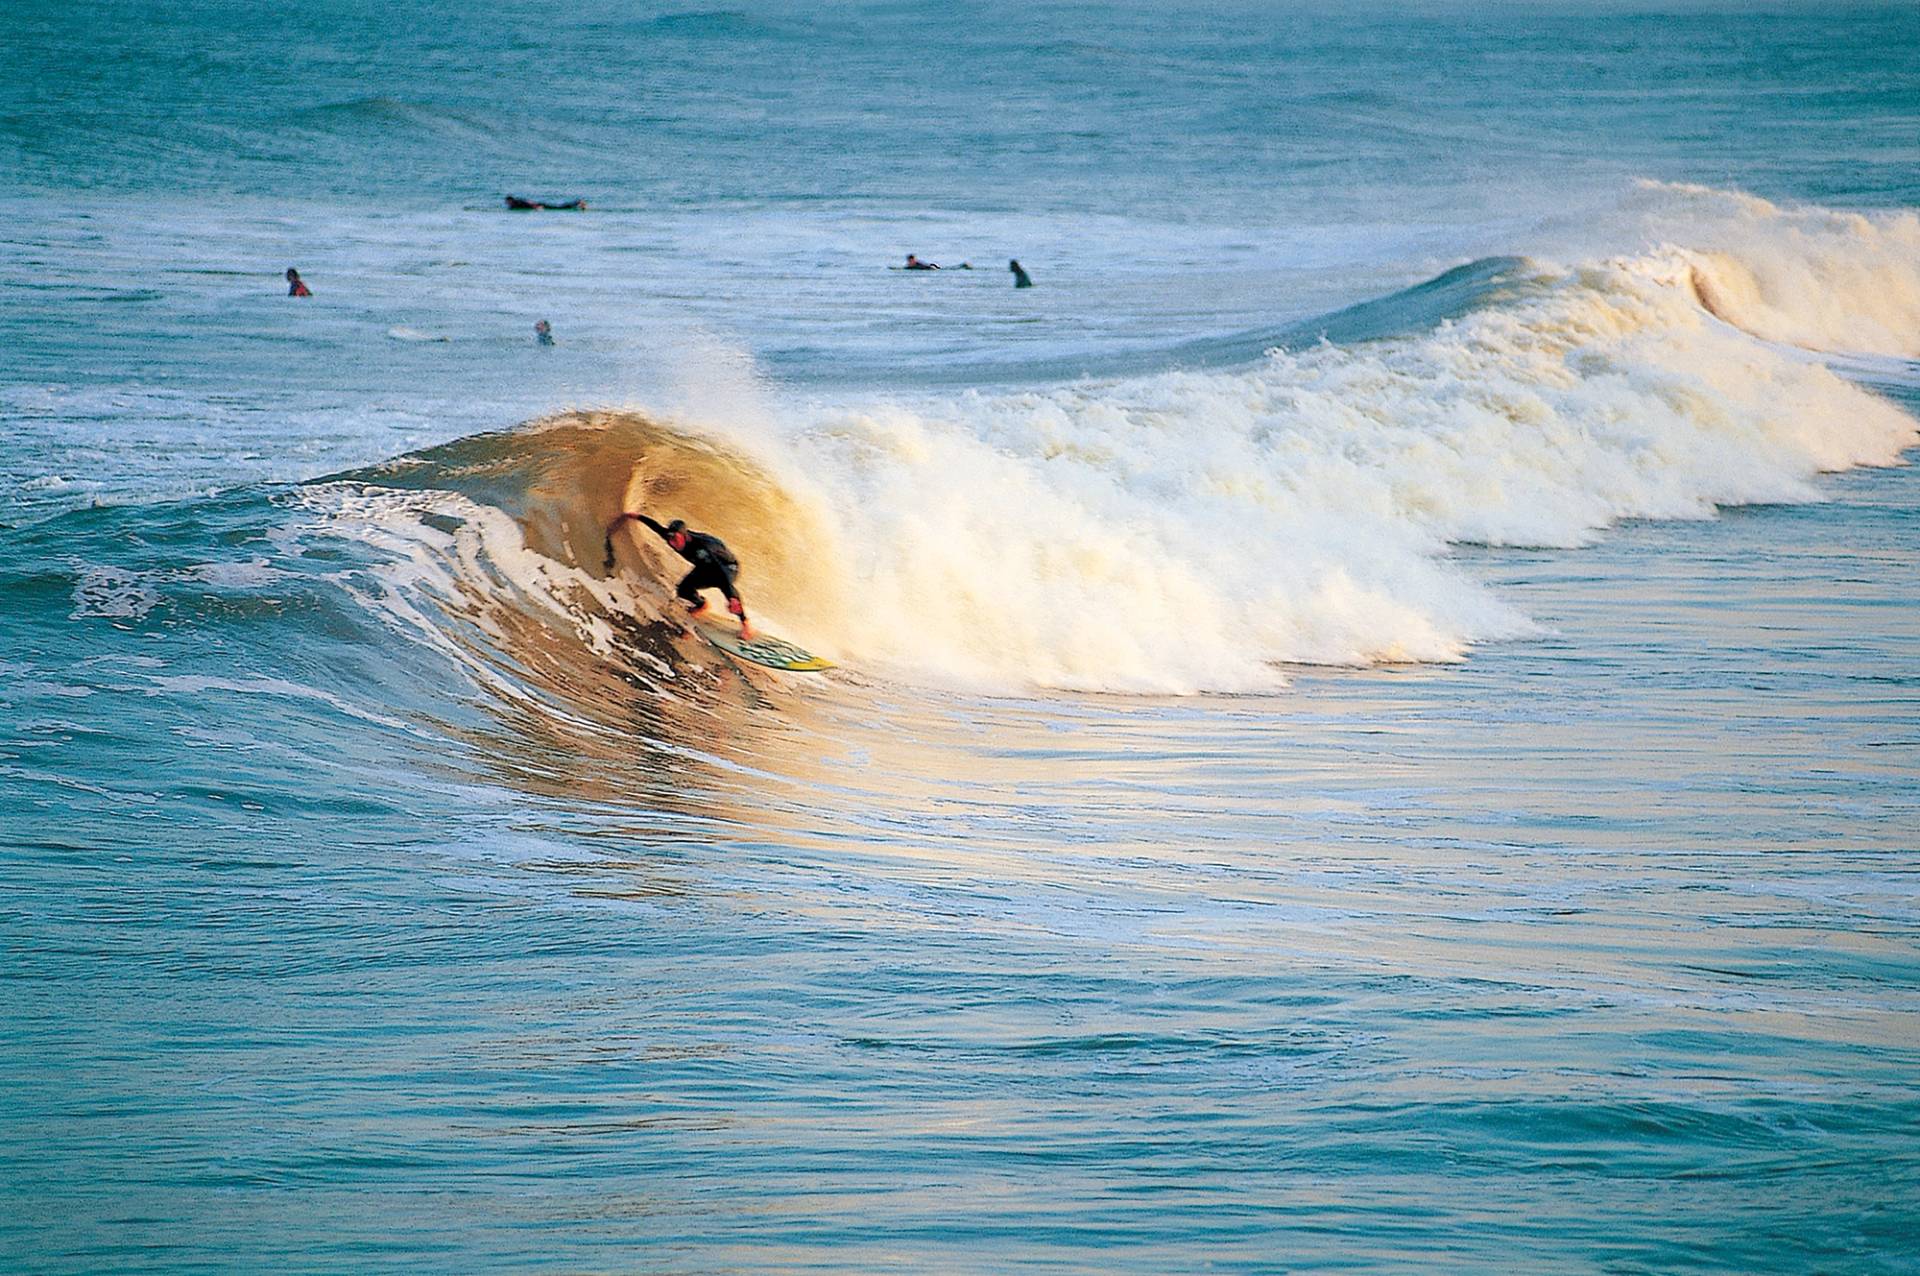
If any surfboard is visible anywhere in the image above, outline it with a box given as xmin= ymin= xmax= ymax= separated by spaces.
xmin=695 ymin=617 xmax=834 ymax=672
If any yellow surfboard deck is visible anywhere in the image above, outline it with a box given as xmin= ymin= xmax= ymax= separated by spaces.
xmin=695 ymin=617 xmax=835 ymax=672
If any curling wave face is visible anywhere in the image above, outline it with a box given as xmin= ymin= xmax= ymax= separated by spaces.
xmin=305 ymin=188 xmax=1918 ymax=696
xmin=297 ymin=414 xmax=843 ymax=739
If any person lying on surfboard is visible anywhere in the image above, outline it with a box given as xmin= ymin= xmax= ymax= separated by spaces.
xmin=605 ymin=512 xmax=752 ymax=638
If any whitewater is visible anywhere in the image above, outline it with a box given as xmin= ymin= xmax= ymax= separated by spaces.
xmin=3 ymin=1 xmax=1918 ymax=1271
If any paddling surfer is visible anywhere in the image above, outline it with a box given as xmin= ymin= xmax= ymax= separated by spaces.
xmin=505 ymin=195 xmax=587 ymax=210
xmin=605 ymin=513 xmax=752 ymax=637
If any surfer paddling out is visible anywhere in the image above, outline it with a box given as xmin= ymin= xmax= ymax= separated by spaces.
xmin=606 ymin=512 xmax=753 ymax=639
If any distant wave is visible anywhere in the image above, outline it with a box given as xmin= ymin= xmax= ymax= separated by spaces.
xmin=842 ymin=256 xmax=1543 ymax=389
xmin=283 ymin=96 xmax=501 ymax=142
xmin=1171 ymin=255 xmax=1540 ymax=368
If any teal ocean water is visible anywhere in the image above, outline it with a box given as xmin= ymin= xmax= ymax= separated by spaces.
xmin=4 ymin=2 xmax=1919 ymax=1270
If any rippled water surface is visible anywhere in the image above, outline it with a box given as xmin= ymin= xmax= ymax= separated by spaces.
xmin=7 ymin=456 xmax=1916 ymax=1271
xmin=4 ymin=1 xmax=1919 ymax=1271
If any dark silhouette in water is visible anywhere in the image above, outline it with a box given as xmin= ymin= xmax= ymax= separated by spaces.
xmin=506 ymin=195 xmax=587 ymax=211
xmin=1009 ymin=259 xmax=1033 ymax=288
xmin=900 ymin=254 xmax=971 ymax=271
xmin=534 ymin=319 xmax=554 ymax=346
xmin=285 ymin=268 xmax=311 ymax=297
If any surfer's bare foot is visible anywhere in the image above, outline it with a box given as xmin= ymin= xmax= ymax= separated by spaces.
xmin=739 ymin=622 xmax=755 ymax=639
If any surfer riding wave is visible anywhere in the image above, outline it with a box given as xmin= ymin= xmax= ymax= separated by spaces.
xmin=607 ymin=512 xmax=753 ymax=638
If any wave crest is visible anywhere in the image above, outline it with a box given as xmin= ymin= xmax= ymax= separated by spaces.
xmin=323 ymin=190 xmax=1918 ymax=695
xmin=1632 ymin=180 xmax=1920 ymax=357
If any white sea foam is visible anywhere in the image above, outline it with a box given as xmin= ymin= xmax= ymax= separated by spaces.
xmin=71 ymin=566 xmax=161 ymax=621
xmin=764 ymin=235 xmax=1917 ymax=692
xmin=1620 ymin=181 xmax=1920 ymax=358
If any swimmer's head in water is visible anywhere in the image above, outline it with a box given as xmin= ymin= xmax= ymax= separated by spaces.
xmin=285 ymin=268 xmax=299 ymax=280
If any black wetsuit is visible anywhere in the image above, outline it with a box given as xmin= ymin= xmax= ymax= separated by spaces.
xmin=635 ymin=515 xmax=742 ymax=610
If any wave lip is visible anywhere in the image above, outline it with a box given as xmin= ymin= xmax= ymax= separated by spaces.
xmin=1630 ymin=180 xmax=1920 ymax=358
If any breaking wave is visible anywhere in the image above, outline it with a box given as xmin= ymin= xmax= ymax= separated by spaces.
xmin=1630 ymin=180 xmax=1920 ymax=358
xmin=282 ymin=185 xmax=1918 ymax=696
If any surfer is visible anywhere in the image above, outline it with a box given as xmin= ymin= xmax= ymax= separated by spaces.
xmin=605 ymin=513 xmax=752 ymax=638
xmin=904 ymin=254 xmax=939 ymax=270
xmin=1009 ymin=259 xmax=1033 ymax=288
xmin=505 ymin=195 xmax=587 ymax=211
xmin=534 ymin=319 xmax=554 ymax=346
xmin=285 ymin=268 xmax=311 ymax=297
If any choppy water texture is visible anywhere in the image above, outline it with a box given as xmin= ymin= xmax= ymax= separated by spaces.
xmin=3 ymin=1 xmax=1919 ymax=1271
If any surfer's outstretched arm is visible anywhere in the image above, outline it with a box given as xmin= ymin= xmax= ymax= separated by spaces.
xmin=607 ymin=511 xmax=672 ymax=539
xmin=604 ymin=511 xmax=678 ymax=569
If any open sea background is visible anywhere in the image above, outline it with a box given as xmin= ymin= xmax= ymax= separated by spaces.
xmin=3 ymin=1 xmax=1918 ymax=1270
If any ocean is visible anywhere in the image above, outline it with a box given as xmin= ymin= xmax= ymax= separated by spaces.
xmin=3 ymin=1 xmax=1918 ymax=1270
